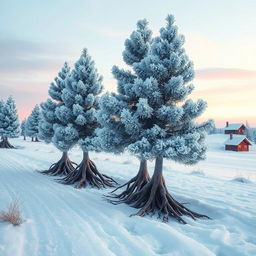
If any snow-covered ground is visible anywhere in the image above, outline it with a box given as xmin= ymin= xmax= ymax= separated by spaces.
xmin=0 ymin=134 xmax=255 ymax=256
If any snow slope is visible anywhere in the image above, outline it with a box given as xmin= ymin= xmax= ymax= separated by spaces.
xmin=0 ymin=134 xmax=255 ymax=256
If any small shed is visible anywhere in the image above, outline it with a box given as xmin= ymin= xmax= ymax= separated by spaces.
xmin=225 ymin=134 xmax=252 ymax=152
xmin=224 ymin=122 xmax=246 ymax=135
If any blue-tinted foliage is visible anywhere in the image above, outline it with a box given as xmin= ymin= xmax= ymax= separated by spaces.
xmin=20 ymin=119 xmax=26 ymax=137
xmin=26 ymin=104 xmax=41 ymax=138
xmin=98 ymin=15 xmax=213 ymax=164
xmin=63 ymin=48 xmax=103 ymax=152
xmin=0 ymin=97 xmax=20 ymax=138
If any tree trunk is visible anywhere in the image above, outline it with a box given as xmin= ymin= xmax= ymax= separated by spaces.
xmin=128 ymin=156 xmax=210 ymax=224
xmin=35 ymin=136 xmax=39 ymax=142
xmin=0 ymin=137 xmax=15 ymax=149
xmin=41 ymin=151 xmax=76 ymax=176
xmin=23 ymin=136 xmax=26 ymax=140
xmin=108 ymin=159 xmax=150 ymax=204
xmin=60 ymin=151 xmax=117 ymax=189
xmin=31 ymin=137 xmax=34 ymax=142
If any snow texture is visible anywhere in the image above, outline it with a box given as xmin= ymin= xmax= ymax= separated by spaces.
xmin=0 ymin=134 xmax=255 ymax=256
xmin=225 ymin=135 xmax=252 ymax=146
xmin=224 ymin=123 xmax=244 ymax=131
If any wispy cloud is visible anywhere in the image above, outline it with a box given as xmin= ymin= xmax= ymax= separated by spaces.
xmin=196 ymin=68 xmax=256 ymax=80
xmin=0 ymin=36 xmax=73 ymax=73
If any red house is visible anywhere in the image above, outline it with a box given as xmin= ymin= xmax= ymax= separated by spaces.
xmin=225 ymin=134 xmax=252 ymax=152
xmin=224 ymin=122 xmax=246 ymax=135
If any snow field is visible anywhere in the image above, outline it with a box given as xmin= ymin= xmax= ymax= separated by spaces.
xmin=0 ymin=134 xmax=255 ymax=256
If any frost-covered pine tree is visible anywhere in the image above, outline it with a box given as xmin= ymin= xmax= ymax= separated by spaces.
xmin=49 ymin=62 xmax=70 ymax=102
xmin=0 ymin=99 xmax=5 ymax=141
xmin=0 ymin=96 xmax=20 ymax=148
xmin=105 ymin=15 xmax=212 ymax=224
xmin=60 ymin=49 xmax=116 ymax=188
xmin=39 ymin=63 xmax=78 ymax=176
xmin=20 ymin=119 xmax=27 ymax=140
xmin=253 ymin=130 xmax=256 ymax=143
xmin=26 ymin=104 xmax=41 ymax=142
xmin=97 ymin=19 xmax=152 ymax=200
xmin=245 ymin=121 xmax=253 ymax=141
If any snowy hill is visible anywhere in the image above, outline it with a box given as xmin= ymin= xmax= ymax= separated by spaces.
xmin=0 ymin=134 xmax=255 ymax=256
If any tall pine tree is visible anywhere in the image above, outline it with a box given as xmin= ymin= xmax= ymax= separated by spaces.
xmin=39 ymin=63 xmax=78 ymax=176
xmin=59 ymin=49 xmax=116 ymax=188
xmin=97 ymin=19 xmax=153 ymax=201
xmin=0 ymin=96 xmax=20 ymax=148
xmin=102 ymin=15 xmax=212 ymax=223
xmin=26 ymin=104 xmax=41 ymax=142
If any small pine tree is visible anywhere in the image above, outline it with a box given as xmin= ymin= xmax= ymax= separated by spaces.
xmin=245 ymin=121 xmax=253 ymax=141
xmin=39 ymin=63 xmax=78 ymax=176
xmin=26 ymin=105 xmax=41 ymax=142
xmin=0 ymin=96 xmax=20 ymax=148
xmin=0 ymin=99 xmax=5 ymax=141
xmin=253 ymin=130 xmax=256 ymax=143
xmin=97 ymin=19 xmax=153 ymax=201
xmin=59 ymin=48 xmax=116 ymax=188
xmin=20 ymin=119 xmax=27 ymax=140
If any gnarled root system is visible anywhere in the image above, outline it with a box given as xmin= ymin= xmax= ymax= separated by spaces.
xmin=60 ymin=152 xmax=117 ymax=189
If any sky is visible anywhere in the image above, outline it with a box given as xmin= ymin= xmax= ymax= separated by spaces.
xmin=0 ymin=0 xmax=256 ymax=127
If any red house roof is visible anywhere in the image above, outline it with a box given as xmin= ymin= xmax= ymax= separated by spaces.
xmin=224 ymin=123 xmax=245 ymax=131
xmin=225 ymin=135 xmax=252 ymax=146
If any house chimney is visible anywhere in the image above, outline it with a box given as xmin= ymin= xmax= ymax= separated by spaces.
xmin=226 ymin=121 xmax=229 ymax=127
xmin=230 ymin=133 xmax=233 ymax=140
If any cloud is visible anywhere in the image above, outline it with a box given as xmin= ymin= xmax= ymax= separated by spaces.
xmin=0 ymin=37 xmax=72 ymax=73
xmin=196 ymin=68 xmax=256 ymax=80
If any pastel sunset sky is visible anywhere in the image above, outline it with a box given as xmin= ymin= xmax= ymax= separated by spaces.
xmin=0 ymin=0 xmax=255 ymax=127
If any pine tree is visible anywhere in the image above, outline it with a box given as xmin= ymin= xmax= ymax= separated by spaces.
xmin=0 ymin=99 xmax=5 ymax=141
xmin=59 ymin=49 xmax=116 ymax=188
xmin=253 ymin=130 xmax=256 ymax=143
xmin=104 ymin=15 xmax=213 ymax=224
xmin=39 ymin=63 xmax=78 ymax=176
xmin=20 ymin=119 xmax=27 ymax=140
xmin=97 ymin=19 xmax=152 ymax=201
xmin=26 ymin=105 xmax=41 ymax=142
xmin=0 ymin=96 xmax=20 ymax=148
xmin=49 ymin=62 xmax=70 ymax=102
xmin=245 ymin=121 xmax=253 ymax=140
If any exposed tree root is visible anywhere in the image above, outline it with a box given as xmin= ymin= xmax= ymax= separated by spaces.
xmin=41 ymin=152 xmax=76 ymax=176
xmin=0 ymin=137 xmax=15 ymax=149
xmin=60 ymin=151 xmax=117 ymax=189
xmin=107 ymin=159 xmax=150 ymax=203
xmin=111 ymin=157 xmax=210 ymax=224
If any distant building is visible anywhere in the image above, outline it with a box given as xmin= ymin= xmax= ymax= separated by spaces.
xmin=224 ymin=122 xmax=246 ymax=135
xmin=225 ymin=134 xmax=252 ymax=152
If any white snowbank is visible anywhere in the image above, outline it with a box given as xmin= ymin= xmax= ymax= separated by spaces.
xmin=0 ymin=134 xmax=255 ymax=256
